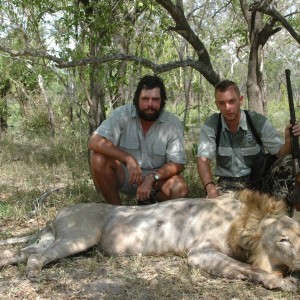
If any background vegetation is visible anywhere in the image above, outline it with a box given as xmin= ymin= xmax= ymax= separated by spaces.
xmin=0 ymin=0 xmax=300 ymax=137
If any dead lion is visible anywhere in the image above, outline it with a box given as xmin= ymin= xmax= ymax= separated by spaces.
xmin=1 ymin=189 xmax=300 ymax=291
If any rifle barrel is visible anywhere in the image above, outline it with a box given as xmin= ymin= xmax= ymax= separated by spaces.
xmin=285 ymin=69 xmax=300 ymax=159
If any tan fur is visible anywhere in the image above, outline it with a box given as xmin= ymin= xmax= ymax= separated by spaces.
xmin=1 ymin=190 xmax=300 ymax=291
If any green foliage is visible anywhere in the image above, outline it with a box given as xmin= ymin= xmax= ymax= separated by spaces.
xmin=23 ymin=111 xmax=50 ymax=134
xmin=0 ymin=98 xmax=7 ymax=116
xmin=0 ymin=202 xmax=14 ymax=218
xmin=268 ymin=95 xmax=300 ymax=133
xmin=0 ymin=0 xmax=299 ymax=141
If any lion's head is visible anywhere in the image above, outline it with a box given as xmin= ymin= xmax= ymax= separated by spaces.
xmin=228 ymin=189 xmax=300 ymax=275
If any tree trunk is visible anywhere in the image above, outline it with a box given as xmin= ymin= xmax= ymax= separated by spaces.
xmin=240 ymin=2 xmax=265 ymax=115
xmin=240 ymin=1 xmax=280 ymax=115
xmin=88 ymin=62 xmax=106 ymax=134
xmin=38 ymin=74 xmax=55 ymax=138
xmin=246 ymin=43 xmax=265 ymax=114
xmin=79 ymin=0 xmax=106 ymax=134
xmin=0 ymin=79 xmax=11 ymax=138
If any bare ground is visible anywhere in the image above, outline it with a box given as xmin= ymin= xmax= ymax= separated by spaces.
xmin=1 ymin=246 xmax=297 ymax=300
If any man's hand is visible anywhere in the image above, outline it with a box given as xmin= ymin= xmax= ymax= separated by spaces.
xmin=285 ymin=123 xmax=300 ymax=144
xmin=291 ymin=123 xmax=300 ymax=137
xmin=206 ymin=184 xmax=220 ymax=199
xmin=277 ymin=123 xmax=300 ymax=158
xmin=126 ymin=156 xmax=142 ymax=185
xmin=136 ymin=174 xmax=155 ymax=201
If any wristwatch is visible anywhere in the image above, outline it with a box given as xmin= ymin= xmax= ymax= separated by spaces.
xmin=152 ymin=173 xmax=160 ymax=182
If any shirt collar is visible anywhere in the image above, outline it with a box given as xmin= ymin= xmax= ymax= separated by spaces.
xmin=239 ymin=110 xmax=248 ymax=130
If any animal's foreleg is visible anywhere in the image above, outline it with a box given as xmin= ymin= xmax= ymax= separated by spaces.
xmin=187 ymin=249 xmax=298 ymax=291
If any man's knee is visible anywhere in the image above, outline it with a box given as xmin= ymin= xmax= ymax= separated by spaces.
xmin=168 ymin=177 xmax=188 ymax=198
xmin=90 ymin=151 xmax=112 ymax=172
xmin=174 ymin=180 xmax=188 ymax=197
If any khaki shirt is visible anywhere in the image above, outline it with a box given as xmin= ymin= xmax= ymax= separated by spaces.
xmin=197 ymin=110 xmax=284 ymax=177
xmin=94 ymin=104 xmax=186 ymax=170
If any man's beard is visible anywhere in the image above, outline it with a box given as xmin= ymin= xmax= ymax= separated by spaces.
xmin=136 ymin=106 xmax=162 ymax=121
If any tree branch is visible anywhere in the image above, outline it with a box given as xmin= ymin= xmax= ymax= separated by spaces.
xmin=0 ymin=0 xmax=221 ymax=86
xmin=154 ymin=0 xmax=219 ymax=85
xmin=250 ymin=1 xmax=300 ymax=44
xmin=0 ymin=44 xmax=218 ymax=83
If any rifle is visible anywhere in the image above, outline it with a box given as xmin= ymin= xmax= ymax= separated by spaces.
xmin=285 ymin=69 xmax=300 ymax=214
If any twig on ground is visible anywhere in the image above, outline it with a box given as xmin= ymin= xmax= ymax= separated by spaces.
xmin=29 ymin=186 xmax=64 ymax=217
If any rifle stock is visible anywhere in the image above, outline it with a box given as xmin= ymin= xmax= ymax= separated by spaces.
xmin=285 ymin=69 xmax=300 ymax=210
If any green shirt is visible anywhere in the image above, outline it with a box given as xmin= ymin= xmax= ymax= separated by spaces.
xmin=94 ymin=103 xmax=186 ymax=170
xmin=197 ymin=110 xmax=284 ymax=177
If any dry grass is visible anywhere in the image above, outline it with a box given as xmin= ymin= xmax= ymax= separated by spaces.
xmin=0 ymin=132 xmax=299 ymax=299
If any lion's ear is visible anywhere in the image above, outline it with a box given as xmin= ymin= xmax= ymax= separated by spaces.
xmin=239 ymin=232 xmax=260 ymax=250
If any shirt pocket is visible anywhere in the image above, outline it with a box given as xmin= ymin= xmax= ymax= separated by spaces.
xmin=152 ymin=144 xmax=167 ymax=167
xmin=119 ymin=138 xmax=139 ymax=158
xmin=240 ymin=145 xmax=261 ymax=156
xmin=241 ymin=145 xmax=261 ymax=167
xmin=216 ymin=147 xmax=232 ymax=169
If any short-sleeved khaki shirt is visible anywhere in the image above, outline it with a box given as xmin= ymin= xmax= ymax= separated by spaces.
xmin=94 ymin=104 xmax=186 ymax=170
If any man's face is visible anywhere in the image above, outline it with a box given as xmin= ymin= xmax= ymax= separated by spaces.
xmin=137 ymin=87 xmax=162 ymax=121
xmin=215 ymin=86 xmax=243 ymax=123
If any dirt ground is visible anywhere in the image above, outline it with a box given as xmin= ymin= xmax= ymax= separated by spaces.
xmin=1 ymin=250 xmax=297 ymax=300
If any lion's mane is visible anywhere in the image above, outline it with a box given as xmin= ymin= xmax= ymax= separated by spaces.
xmin=227 ymin=189 xmax=288 ymax=268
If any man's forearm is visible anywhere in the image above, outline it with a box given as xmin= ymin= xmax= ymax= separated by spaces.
xmin=276 ymin=143 xmax=291 ymax=158
xmin=197 ymin=157 xmax=214 ymax=187
xmin=197 ymin=157 xmax=219 ymax=198
xmin=89 ymin=134 xmax=133 ymax=164
xmin=154 ymin=162 xmax=184 ymax=180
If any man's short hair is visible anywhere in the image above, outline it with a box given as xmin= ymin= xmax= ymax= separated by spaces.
xmin=214 ymin=80 xmax=240 ymax=97
xmin=133 ymin=75 xmax=167 ymax=109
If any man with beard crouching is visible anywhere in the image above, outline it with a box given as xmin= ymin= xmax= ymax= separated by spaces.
xmin=88 ymin=75 xmax=188 ymax=205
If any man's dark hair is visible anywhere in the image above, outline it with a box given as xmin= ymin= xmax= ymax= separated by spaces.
xmin=214 ymin=80 xmax=240 ymax=97
xmin=133 ymin=75 xmax=167 ymax=109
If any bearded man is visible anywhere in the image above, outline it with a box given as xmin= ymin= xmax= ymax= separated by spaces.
xmin=88 ymin=75 xmax=188 ymax=205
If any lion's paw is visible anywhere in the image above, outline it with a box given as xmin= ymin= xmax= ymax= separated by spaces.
xmin=26 ymin=255 xmax=43 ymax=282
xmin=264 ymin=276 xmax=298 ymax=291
xmin=279 ymin=277 xmax=298 ymax=291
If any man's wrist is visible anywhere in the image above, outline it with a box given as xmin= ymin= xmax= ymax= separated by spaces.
xmin=145 ymin=172 xmax=159 ymax=183
xmin=146 ymin=172 xmax=160 ymax=185
xmin=147 ymin=172 xmax=159 ymax=180
xmin=204 ymin=181 xmax=215 ymax=191
xmin=153 ymin=172 xmax=160 ymax=182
